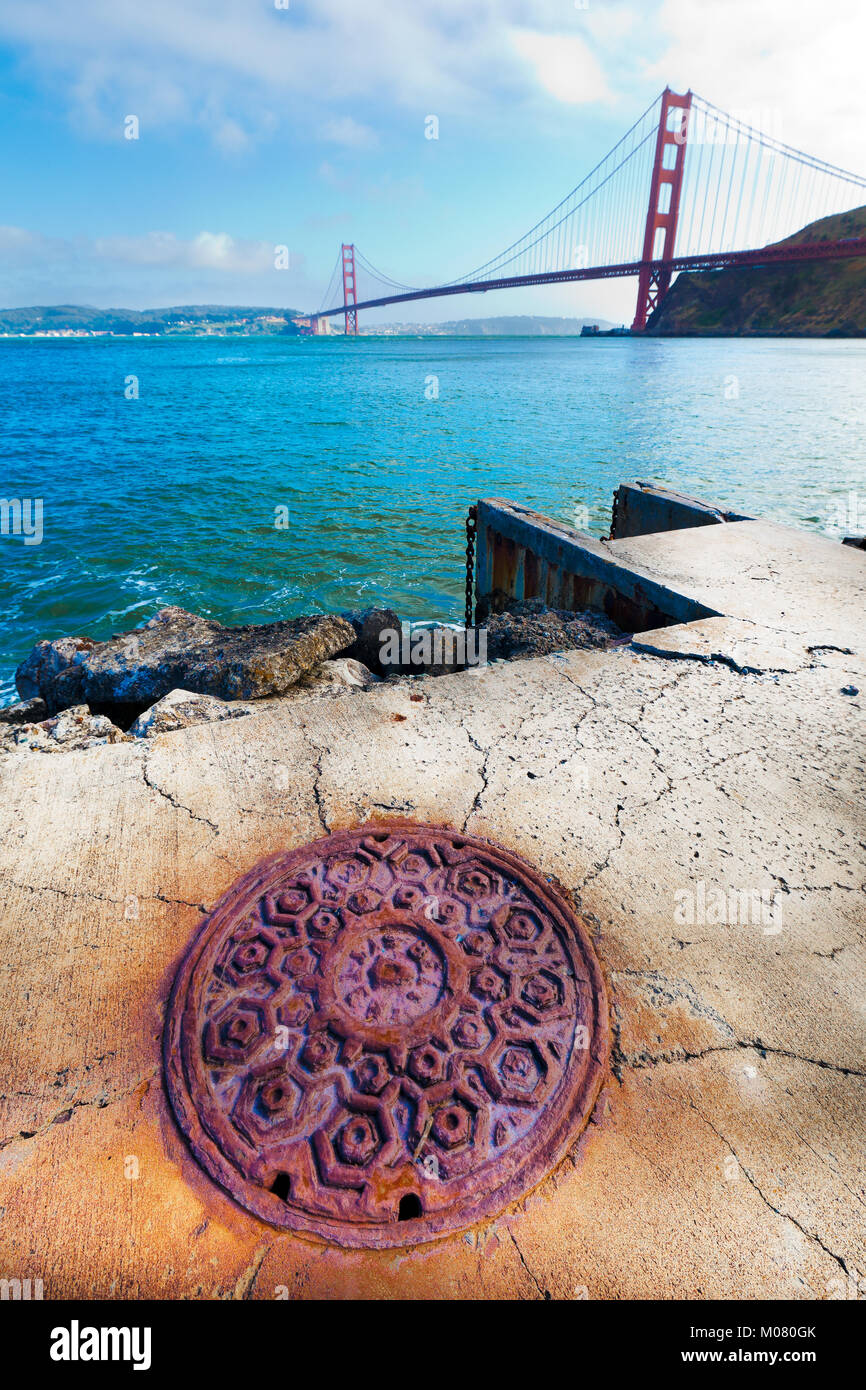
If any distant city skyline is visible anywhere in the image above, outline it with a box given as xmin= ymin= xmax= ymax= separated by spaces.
xmin=0 ymin=0 xmax=863 ymax=324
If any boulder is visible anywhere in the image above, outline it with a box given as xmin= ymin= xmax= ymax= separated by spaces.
xmin=128 ymin=662 xmax=378 ymax=738
xmin=484 ymin=598 xmax=624 ymax=662
xmin=15 ymin=607 xmax=356 ymax=714
xmin=14 ymin=637 xmax=96 ymax=709
xmin=340 ymin=608 xmax=402 ymax=674
xmin=129 ymin=688 xmax=255 ymax=739
xmin=0 ymin=696 xmax=48 ymax=725
xmin=3 ymin=705 xmax=131 ymax=755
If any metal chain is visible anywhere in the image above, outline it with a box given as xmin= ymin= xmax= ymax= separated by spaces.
xmin=465 ymin=506 xmax=477 ymax=629
xmin=608 ymin=486 xmax=619 ymax=540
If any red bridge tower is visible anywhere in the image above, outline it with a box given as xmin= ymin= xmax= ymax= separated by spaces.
xmin=341 ymin=243 xmax=358 ymax=336
xmin=632 ymin=88 xmax=693 ymax=331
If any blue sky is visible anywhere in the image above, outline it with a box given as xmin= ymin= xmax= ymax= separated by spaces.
xmin=0 ymin=0 xmax=863 ymax=323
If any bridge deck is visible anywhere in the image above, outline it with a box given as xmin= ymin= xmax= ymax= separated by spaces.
xmin=318 ymin=238 xmax=866 ymax=320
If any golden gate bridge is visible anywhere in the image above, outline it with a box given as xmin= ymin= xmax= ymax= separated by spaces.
xmin=314 ymin=88 xmax=866 ymax=334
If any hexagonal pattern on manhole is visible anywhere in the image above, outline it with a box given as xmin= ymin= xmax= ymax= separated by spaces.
xmin=164 ymin=823 xmax=609 ymax=1248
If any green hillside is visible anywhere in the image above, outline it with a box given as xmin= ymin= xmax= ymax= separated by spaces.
xmin=0 ymin=304 xmax=304 ymax=334
xmin=647 ymin=206 xmax=866 ymax=336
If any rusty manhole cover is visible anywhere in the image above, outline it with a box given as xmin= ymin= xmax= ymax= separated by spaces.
xmin=164 ymin=824 xmax=609 ymax=1248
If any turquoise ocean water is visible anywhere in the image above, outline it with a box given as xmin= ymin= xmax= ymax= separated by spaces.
xmin=1 ymin=334 xmax=864 ymax=703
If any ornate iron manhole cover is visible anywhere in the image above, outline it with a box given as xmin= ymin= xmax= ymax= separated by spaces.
xmin=164 ymin=824 xmax=609 ymax=1248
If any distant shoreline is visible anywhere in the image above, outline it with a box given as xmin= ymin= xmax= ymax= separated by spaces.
xmin=3 ymin=330 xmax=866 ymax=341
xmin=0 ymin=331 xmax=617 ymax=340
xmin=0 ymin=307 xmax=618 ymax=339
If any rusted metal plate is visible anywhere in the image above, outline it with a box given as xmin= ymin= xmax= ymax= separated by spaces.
xmin=164 ymin=824 xmax=609 ymax=1248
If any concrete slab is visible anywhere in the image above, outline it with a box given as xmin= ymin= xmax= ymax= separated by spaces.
xmin=607 ymin=518 xmax=866 ymax=646
xmin=610 ymin=480 xmax=753 ymax=539
xmin=0 ymin=518 xmax=863 ymax=1300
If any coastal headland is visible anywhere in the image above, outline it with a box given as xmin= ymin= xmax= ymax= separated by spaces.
xmin=649 ymin=207 xmax=866 ymax=336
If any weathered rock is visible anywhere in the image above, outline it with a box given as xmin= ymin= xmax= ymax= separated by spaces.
xmin=129 ymin=688 xmax=256 ymax=739
xmin=129 ymin=662 xmax=379 ymax=738
xmin=15 ymin=606 xmax=356 ymax=714
xmin=292 ymin=658 xmax=379 ymax=694
xmin=3 ymin=704 xmax=131 ymax=754
xmin=0 ymin=696 xmax=48 ymax=725
xmin=484 ymin=598 xmax=624 ymax=662
xmin=340 ymin=607 xmax=402 ymax=673
xmin=15 ymin=637 xmax=96 ymax=708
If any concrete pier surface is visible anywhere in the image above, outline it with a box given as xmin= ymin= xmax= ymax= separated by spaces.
xmin=0 ymin=508 xmax=863 ymax=1299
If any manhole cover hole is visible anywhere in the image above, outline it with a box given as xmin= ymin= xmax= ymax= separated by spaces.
xmin=165 ymin=823 xmax=609 ymax=1248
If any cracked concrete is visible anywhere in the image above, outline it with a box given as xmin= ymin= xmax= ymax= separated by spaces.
xmin=0 ymin=516 xmax=863 ymax=1298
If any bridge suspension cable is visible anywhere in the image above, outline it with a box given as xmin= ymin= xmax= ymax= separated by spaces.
xmin=353 ymin=249 xmax=419 ymax=294
xmin=316 ymin=248 xmax=343 ymax=316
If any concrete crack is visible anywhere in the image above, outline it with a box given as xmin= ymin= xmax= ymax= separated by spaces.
xmin=141 ymin=753 xmax=219 ymax=835
xmin=630 ymin=638 xmax=801 ymax=678
xmin=613 ymin=1024 xmax=866 ymax=1079
xmin=508 ymin=1228 xmax=551 ymax=1300
xmin=460 ymin=707 xmax=537 ymax=832
xmin=0 ymin=1069 xmax=158 ymax=1152
xmin=576 ymin=800 xmax=626 ymax=890
xmin=311 ymin=752 xmax=329 ymax=832
xmin=685 ymin=1096 xmax=854 ymax=1279
xmin=152 ymin=890 xmax=208 ymax=914
xmin=229 ymin=1243 xmax=271 ymax=1301
xmin=0 ymin=877 xmax=206 ymax=914
xmin=462 ymin=727 xmax=493 ymax=831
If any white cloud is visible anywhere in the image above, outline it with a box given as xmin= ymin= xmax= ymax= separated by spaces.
xmin=0 ymin=0 xmax=627 ymax=147
xmin=509 ymin=29 xmax=611 ymax=105
xmin=653 ymin=0 xmax=866 ymax=174
xmin=210 ymin=116 xmax=250 ymax=154
xmin=320 ymin=116 xmax=379 ymax=149
xmin=582 ymin=4 xmax=639 ymax=47
xmin=0 ymin=223 xmax=319 ymax=309
xmin=2 ymin=0 xmax=861 ymax=168
xmin=0 ymin=224 xmax=292 ymax=277
xmin=91 ymin=230 xmax=275 ymax=273
xmin=0 ymin=226 xmax=60 ymax=262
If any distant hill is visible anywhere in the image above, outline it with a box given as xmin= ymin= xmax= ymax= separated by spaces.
xmin=364 ymin=315 xmax=616 ymax=336
xmin=648 ymin=206 xmax=866 ymax=337
xmin=0 ymin=305 xmax=620 ymax=338
xmin=0 ymin=304 xmax=305 ymax=335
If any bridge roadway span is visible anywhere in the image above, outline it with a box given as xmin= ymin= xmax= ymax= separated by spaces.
xmin=317 ymin=236 xmax=866 ymax=319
